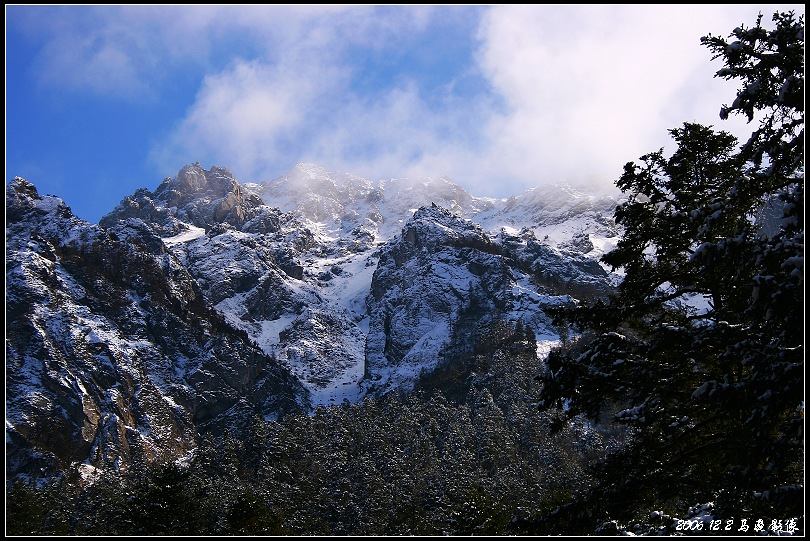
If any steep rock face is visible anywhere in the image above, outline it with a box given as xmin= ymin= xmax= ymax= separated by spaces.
xmin=170 ymin=225 xmax=367 ymax=405
xmin=364 ymin=205 xmax=506 ymax=393
xmin=6 ymin=179 xmax=306 ymax=480
xmin=493 ymin=229 xmax=612 ymax=299
xmin=171 ymin=226 xmax=310 ymax=308
xmin=363 ymin=205 xmax=603 ymax=394
xmin=100 ymin=164 xmax=267 ymax=236
xmin=100 ymin=164 xmax=620 ymax=403
xmin=103 ymin=165 xmax=367 ymax=407
xmin=32 ymin=162 xmax=621 ymax=415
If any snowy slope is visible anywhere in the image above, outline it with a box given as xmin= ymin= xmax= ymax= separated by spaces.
xmin=363 ymin=204 xmax=610 ymax=393
xmin=475 ymin=184 xmax=622 ymax=269
xmin=69 ymin=163 xmax=618 ymax=409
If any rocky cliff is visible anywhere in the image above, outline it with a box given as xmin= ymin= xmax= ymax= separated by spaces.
xmin=6 ymin=178 xmax=305 ymax=481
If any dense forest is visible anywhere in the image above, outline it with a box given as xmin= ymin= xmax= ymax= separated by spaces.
xmin=6 ymin=10 xmax=804 ymax=536
xmin=8 ymin=322 xmax=620 ymax=535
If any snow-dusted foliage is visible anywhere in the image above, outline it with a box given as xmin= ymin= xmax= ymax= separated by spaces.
xmin=540 ymin=10 xmax=804 ymax=530
xmin=8 ymin=320 xmax=616 ymax=535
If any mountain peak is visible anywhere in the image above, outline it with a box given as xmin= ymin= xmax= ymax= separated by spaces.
xmin=7 ymin=177 xmax=72 ymax=221
xmin=8 ymin=176 xmax=39 ymax=198
xmin=289 ymin=162 xmax=331 ymax=178
xmin=102 ymin=163 xmax=264 ymax=234
xmin=160 ymin=163 xmax=238 ymax=196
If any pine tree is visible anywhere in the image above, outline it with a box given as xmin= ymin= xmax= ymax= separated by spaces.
xmin=540 ymin=10 xmax=804 ymax=528
xmin=514 ymin=319 xmax=525 ymax=340
xmin=524 ymin=324 xmax=536 ymax=349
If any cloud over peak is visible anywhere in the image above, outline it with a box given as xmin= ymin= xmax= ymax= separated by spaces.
xmin=12 ymin=5 xmax=803 ymax=197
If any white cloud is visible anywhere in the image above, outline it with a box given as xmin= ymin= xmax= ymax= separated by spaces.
xmin=20 ymin=6 xmax=414 ymax=99
xmin=151 ymin=59 xmax=347 ymax=176
xmin=473 ymin=5 xmax=802 ymax=190
xmin=146 ymin=7 xmax=480 ymax=181
xmin=151 ymin=60 xmax=484 ymax=183
xmin=154 ymin=5 xmax=802 ymax=193
xmin=20 ymin=5 xmax=802 ymax=192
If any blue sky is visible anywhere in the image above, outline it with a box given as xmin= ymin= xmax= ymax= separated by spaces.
xmin=6 ymin=5 xmax=802 ymax=222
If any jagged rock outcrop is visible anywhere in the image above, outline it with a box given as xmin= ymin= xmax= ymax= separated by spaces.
xmin=101 ymin=163 xmax=267 ymax=236
xmin=102 ymin=165 xmax=369 ymax=406
xmin=363 ymin=205 xmax=608 ymax=393
xmin=494 ymin=229 xmax=612 ymax=298
xmin=6 ymin=178 xmax=306 ymax=480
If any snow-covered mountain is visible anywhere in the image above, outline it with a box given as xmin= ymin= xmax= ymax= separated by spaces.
xmin=246 ymin=163 xmax=497 ymax=256
xmin=476 ymin=184 xmax=620 ymax=261
xmin=6 ymin=178 xmax=305 ymax=481
xmin=6 ymin=162 xmax=619 ymax=479
xmin=363 ymin=204 xmax=610 ymax=394
xmin=252 ymin=162 xmax=620 ymax=264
